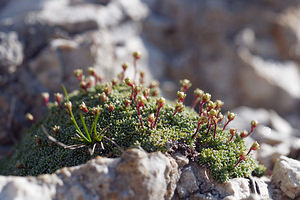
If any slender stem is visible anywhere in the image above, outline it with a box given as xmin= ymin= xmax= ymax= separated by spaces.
xmin=153 ymin=107 xmax=161 ymax=128
xmin=213 ymin=120 xmax=217 ymax=139
xmin=173 ymin=109 xmax=177 ymax=116
xmin=223 ymin=120 xmax=230 ymax=130
xmin=191 ymin=97 xmax=199 ymax=109
xmin=247 ymin=127 xmax=254 ymax=137
xmin=206 ymin=121 xmax=211 ymax=135
xmin=234 ymin=159 xmax=242 ymax=167
xmin=192 ymin=121 xmax=201 ymax=138
xmin=80 ymin=114 xmax=91 ymax=142
xmin=246 ymin=149 xmax=252 ymax=156
xmin=133 ymin=59 xmax=137 ymax=83
xmin=137 ymin=106 xmax=143 ymax=128
xmin=69 ymin=110 xmax=89 ymax=142
xmin=199 ymin=102 xmax=203 ymax=116
xmin=229 ymin=134 xmax=234 ymax=142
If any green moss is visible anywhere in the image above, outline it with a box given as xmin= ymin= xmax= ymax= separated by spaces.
xmin=0 ymin=82 xmax=260 ymax=183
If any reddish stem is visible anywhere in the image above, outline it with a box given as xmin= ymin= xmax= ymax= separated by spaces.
xmin=192 ymin=121 xmax=202 ymax=138
xmin=234 ymin=159 xmax=242 ymax=168
xmin=206 ymin=121 xmax=211 ymax=135
xmin=222 ymin=120 xmax=230 ymax=130
xmin=153 ymin=107 xmax=162 ymax=128
xmin=137 ymin=106 xmax=143 ymax=128
xmin=213 ymin=120 xmax=217 ymax=139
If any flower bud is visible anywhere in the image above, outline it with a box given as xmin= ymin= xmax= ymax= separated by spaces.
xmin=41 ymin=92 xmax=50 ymax=106
xmin=79 ymin=102 xmax=88 ymax=113
xmin=54 ymin=93 xmax=63 ymax=105
xmin=65 ymin=101 xmax=72 ymax=112
xmin=122 ymin=63 xmax=129 ymax=71
xmin=133 ymin=51 xmax=141 ymax=60
xmin=74 ymin=69 xmax=83 ymax=80
xmin=25 ymin=113 xmax=34 ymax=122
xmin=125 ymin=77 xmax=133 ymax=87
xmin=251 ymin=120 xmax=258 ymax=129
xmin=239 ymin=151 xmax=247 ymax=160
xmin=251 ymin=141 xmax=260 ymax=151
xmin=52 ymin=125 xmax=60 ymax=135
xmin=111 ymin=78 xmax=118 ymax=86
xmin=99 ymin=92 xmax=108 ymax=102
xmin=143 ymin=88 xmax=150 ymax=98
xmin=240 ymin=130 xmax=248 ymax=138
xmin=156 ymin=97 xmax=165 ymax=108
xmin=88 ymin=67 xmax=96 ymax=76
xmin=125 ymin=99 xmax=131 ymax=107
xmin=177 ymin=91 xmax=186 ymax=102
xmin=206 ymin=101 xmax=216 ymax=110
xmin=180 ymin=79 xmax=192 ymax=91
xmin=108 ymin=103 xmax=114 ymax=112
xmin=104 ymin=82 xmax=112 ymax=94
xmin=202 ymin=93 xmax=211 ymax=103
xmin=148 ymin=113 xmax=155 ymax=123
xmin=209 ymin=109 xmax=217 ymax=117
xmin=194 ymin=88 xmax=204 ymax=98
xmin=137 ymin=96 xmax=146 ymax=107
xmin=230 ymin=128 xmax=237 ymax=136
xmin=175 ymin=102 xmax=184 ymax=113
xmin=227 ymin=112 xmax=236 ymax=121
xmin=215 ymin=100 xmax=224 ymax=109
xmin=91 ymin=107 xmax=100 ymax=115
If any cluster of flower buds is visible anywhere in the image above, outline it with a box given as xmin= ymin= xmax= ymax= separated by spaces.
xmin=65 ymin=101 xmax=72 ymax=115
xmin=173 ymin=102 xmax=184 ymax=116
xmin=108 ymin=103 xmax=114 ymax=112
xmin=229 ymin=128 xmax=237 ymax=142
xmin=191 ymin=88 xmax=204 ymax=109
xmin=148 ymin=113 xmax=155 ymax=129
xmin=74 ymin=69 xmax=83 ymax=81
xmin=132 ymin=51 xmax=141 ymax=83
xmin=98 ymin=92 xmax=108 ymax=102
xmin=118 ymin=63 xmax=128 ymax=82
xmin=177 ymin=91 xmax=186 ymax=103
xmin=88 ymin=67 xmax=103 ymax=85
xmin=222 ymin=112 xmax=236 ymax=130
xmin=91 ymin=106 xmax=100 ymax=116
xmin=103 ymin=82 xmax=112 ymax=95
xmin=52 ymin=125 xmax=60 ymax=136
xmin=180 ymin=79 xmax=192 ymax=93
xmin=125 ymin=77 xmax=134 ymax=100
xmin=124 ymin=99 xmax=131 ymax=108
xmin=235 ymin=141 xmax=260 ymax=167
xmin=248 ymin=120 xmax=258 ymax=137
xmin=79 ymin=102 xmax=89 ymax=113
xmin=111 ymin=78 xmax=118 ymax=86
xmin=41 ymin=92 xmax=50 ymax=107
xmin=54 ymin=93 xmax=63 ymax=109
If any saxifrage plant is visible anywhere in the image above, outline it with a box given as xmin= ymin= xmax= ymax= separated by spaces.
xmin=0 ymin=52 xmax=264 ymax=183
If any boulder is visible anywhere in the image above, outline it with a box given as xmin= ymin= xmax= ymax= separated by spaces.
xmin=271 ymin=156 xmax=300 ymax=199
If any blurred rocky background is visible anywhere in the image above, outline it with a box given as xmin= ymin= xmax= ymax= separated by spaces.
xmin=1 ymin=0 xmax=300 ymax=198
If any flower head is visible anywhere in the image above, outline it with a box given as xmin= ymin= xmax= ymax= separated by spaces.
xmin=79 ymin=102 xmax=89 ymax=113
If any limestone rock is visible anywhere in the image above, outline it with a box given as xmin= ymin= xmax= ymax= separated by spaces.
xmin=271 ymin=156 xmax=300 ymax=199
xmin=0 ymin=149 xmax=180 ymax=200
xmin=0 ymin=149 xmax=271 ymax=200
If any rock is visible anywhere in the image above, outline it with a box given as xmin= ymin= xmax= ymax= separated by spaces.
xmin=271 ymin=156 xmax=300 ymax=199
xmin=0 ymin=148 xmax=271 ymax=200
xmin=0 ymin=148 xmax=179 ymax=200
xmin=0 ymin=32 xmax=23 ymax=74
xmin=173 ymin=162 xmax=270 ymax=200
